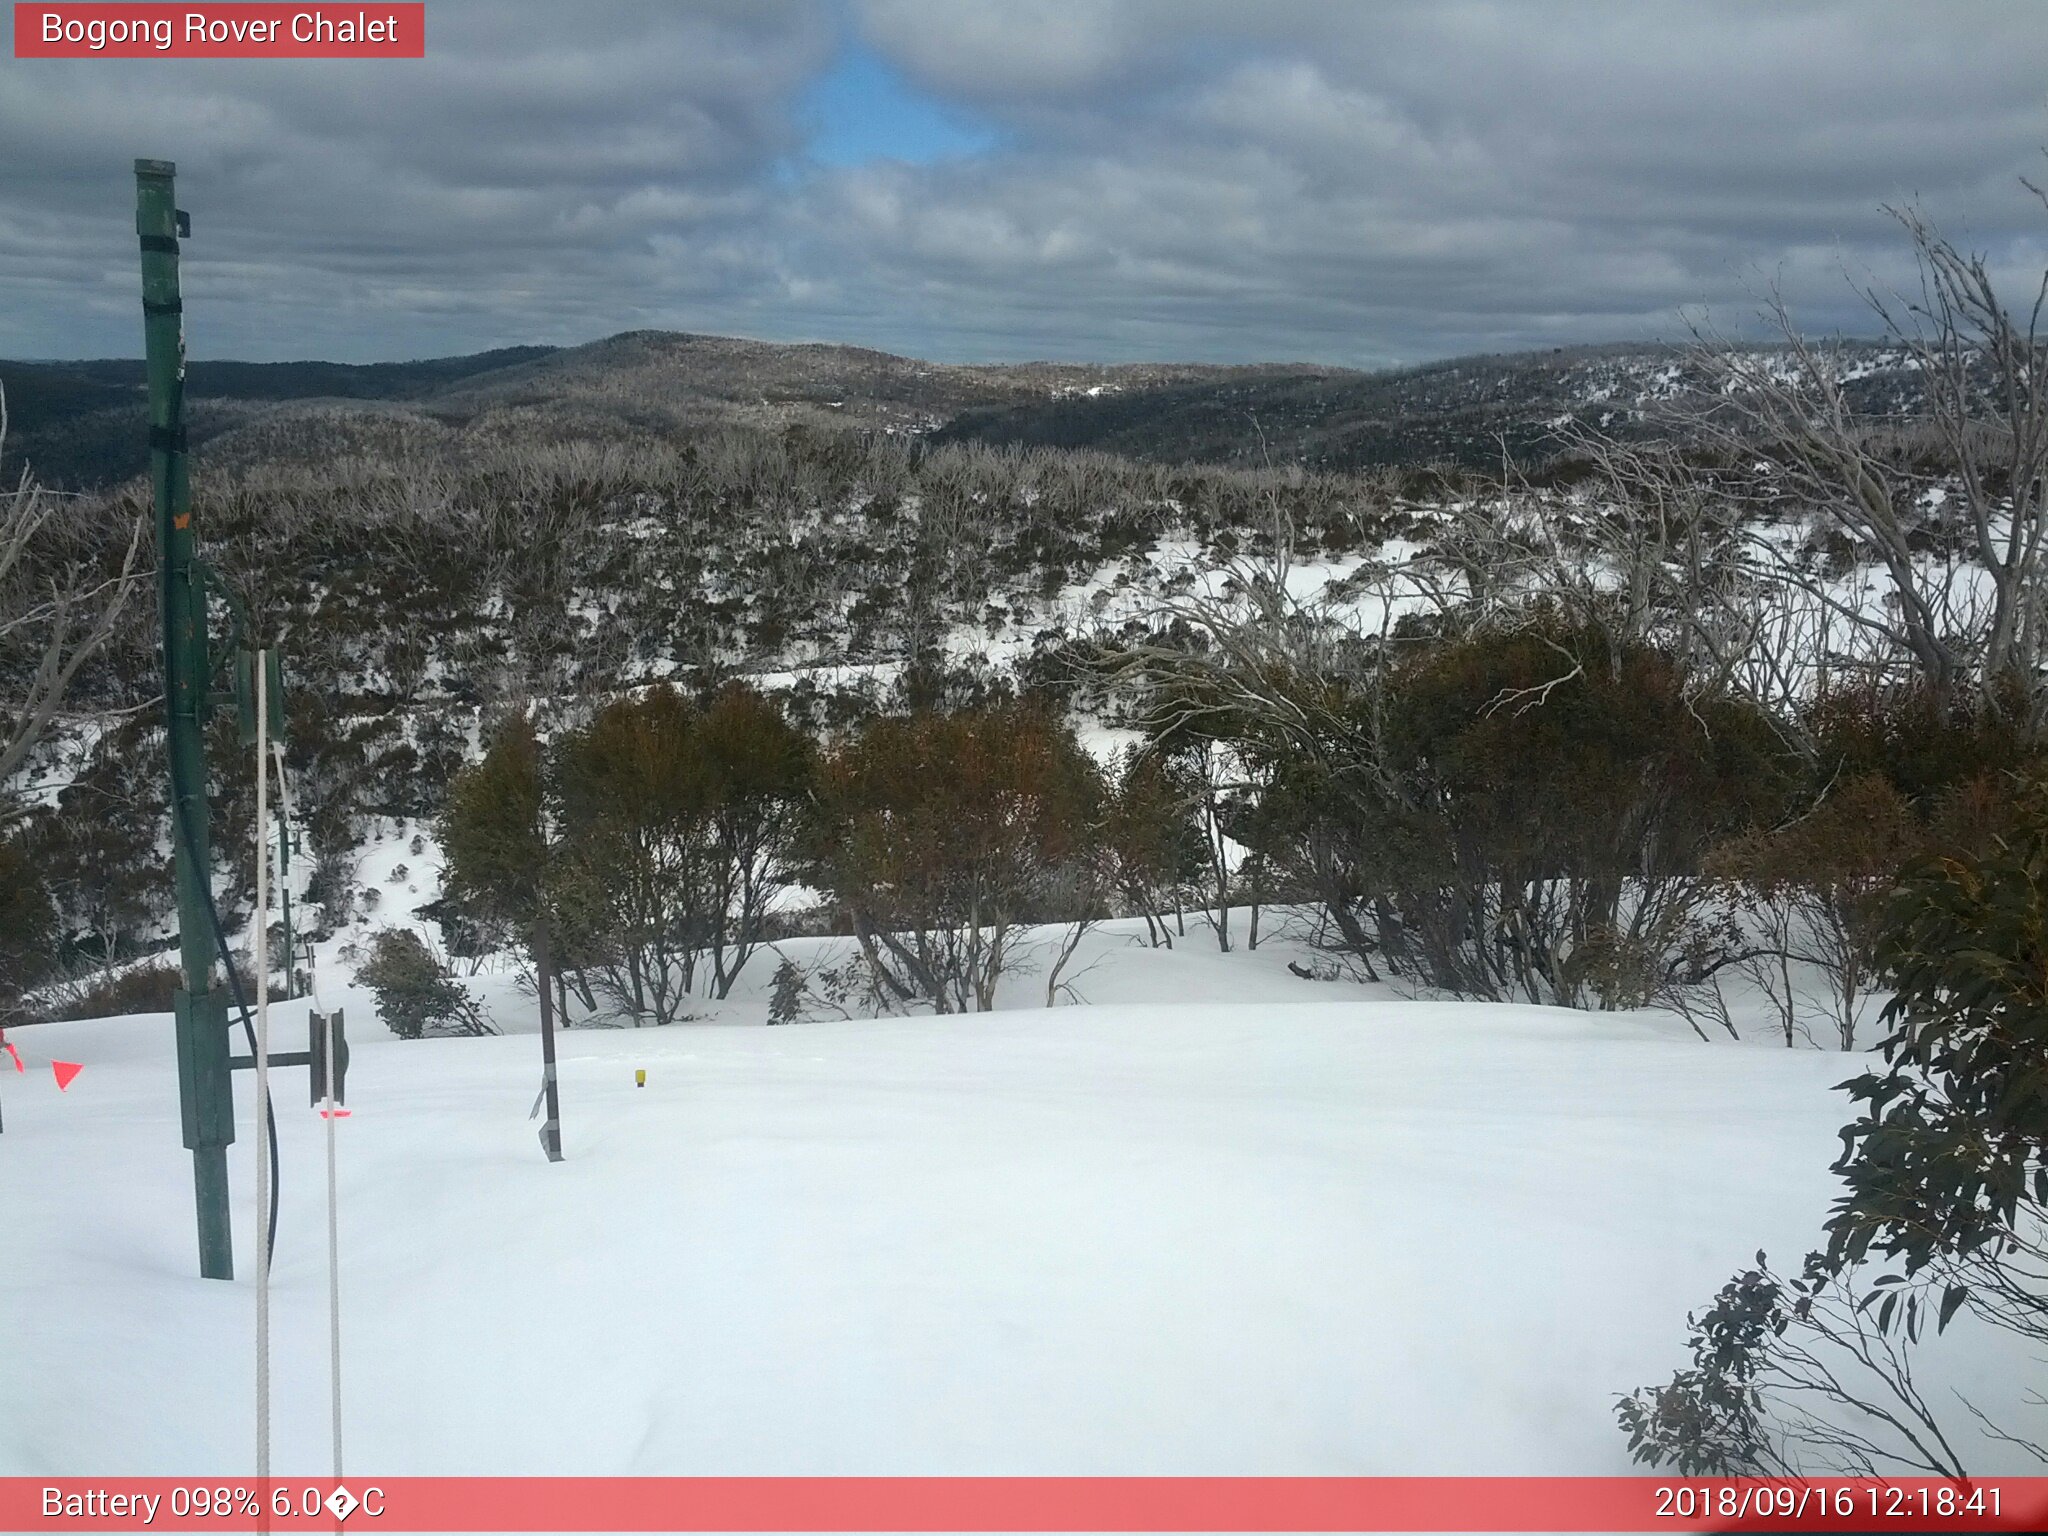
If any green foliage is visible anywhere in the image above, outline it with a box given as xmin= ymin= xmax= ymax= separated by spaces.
xmin=30 ymin=720 xmax=169 ymax=962
xmin=0 ymin=837 xmax=58 ymax=1017
xmin=354 ymin=927 xmax=493 ymax=1039
xmin=766 ymin=956 xmax=805 ymax=1026
xmin=1101 ymin=747 xmax=1202 ymax=941
xmin=1624 ymin=781 xmax=2048 ymax=1479
xmin=1709 ymin=773 xmax=1928 ymax=1046
xmin=1616 ymin=1251 xmax=1973 ymax=1478
xmin=816 ymin=703 xmax=1101 ymax=918
xmin=1385 ymin=621 xmax=1788 ymax=883
xmin=440 ymin=711 xmax=547 ymax=930
xmin=1830 ymin=784 xmax=2048 ymax=1282
xmin=1713 ymin=774 xmax=1923 ymax=915
xmin=1804 ymin=685 xmax=2046 ymax=809
xmin=550 ymin=688 xmax=706 ymax=1025
xmin=1239 ymin=617 xmax=1794 ymax=1003
xmin=693 ymin=685 xmax=815 ymax=996
xmin=697 ymin=684 xmax=815 ymax=823
xmin=1616 ymin=1264 xmax=1787 ymax=1475
xmin=439 ymin=686 xmax=814 ymax=1025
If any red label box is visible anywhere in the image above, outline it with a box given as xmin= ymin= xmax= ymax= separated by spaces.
xmin=13 ymin=4 xmax=425 ymax=58
xmin=4 ymin=1477 xmax=2048 ymax=1533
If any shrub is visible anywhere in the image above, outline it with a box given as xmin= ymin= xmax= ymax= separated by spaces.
xmin=1616 ymin=1253 xmax=1972 ymax=1477
xmin=1833 ymin=787 xmax=2048 ymax=1303
xmin=1804 ymin=685 xmax=2046 ymax=809
xmin=0 ymin=839 xmax=57 ymax=1019
xmin=1622 ymin=780 xmax=2048 ymax=1477
xmin=765 ymin=956 xmax=805 ymax=1026
xmin=1101 ymin=747 xmax=1201 ymax=949
xmin=355 ymin=928 xmax=494 ymax=1039
xmin=1708 ymin=773 xmax=1926 ymax=1048
xmin=42 ymin=961 xmax=181 ymax=1022
xmin=1243 ymin=618 xmax=1793 ymax=1005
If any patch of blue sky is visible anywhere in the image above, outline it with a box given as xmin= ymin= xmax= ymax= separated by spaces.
xmin=800 ymin=38 xmax=999 ymax=168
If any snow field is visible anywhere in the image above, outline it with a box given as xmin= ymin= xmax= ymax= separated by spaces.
xmin=2 ymin=921 xmax=1902 ymax=1478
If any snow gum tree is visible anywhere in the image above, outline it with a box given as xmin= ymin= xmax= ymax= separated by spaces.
xmin=1100 ymin=746 xmax=1202 ymax=950
xmin=1 ymin=392 xmax=144 ymax=1006
xmin=441 ymin=711 xmax=549 ymax=941
xmin=438 ymin=708 xmax=594 ymax=1024
xmin=694 ymin=684 xmax=815 ymax=998
xmin=0 ymin=390 xmax=145 ymax=807
xmin=550 ymin=683 xmax=812 ymax=1022
xmin=1833 ymin=804 xmax=2048 ymax=1366
xmin=1622 ymin=188 xmax=2048 ymax=731
xmin=556 ymin=686 xmax=721 ymax=1025
xmin=811 ymin=701 xmax=1105 ymax=1013
xmin=1139 ymin=685 xmax=1260 ymax=954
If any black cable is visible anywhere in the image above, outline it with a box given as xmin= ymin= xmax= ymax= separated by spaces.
xmin=167 ymin=723 xmax=282 ymax=1266
xmin=211 ymin=835 xmax=282 ymax=1264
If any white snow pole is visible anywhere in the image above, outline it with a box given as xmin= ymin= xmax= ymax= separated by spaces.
xmin=322 ymin=952 xmax=344 ymax=1476
xmin=253 ymin=648 xmax=273 ymax=1484
xmin=284 ymin=733 xmax=346 ymax=1477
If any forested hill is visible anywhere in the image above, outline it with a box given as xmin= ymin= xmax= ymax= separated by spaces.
xmin=2 ymin=327 xmax=1929 ymax=491
xmin=0 ymin=331 xmax=1312 ymax=489
xmin=0 ymin=346 xmax=558 ymax=488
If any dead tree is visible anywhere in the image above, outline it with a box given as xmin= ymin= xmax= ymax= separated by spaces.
xmin=1674 ymin=190 xmax=2048 ymax=727
xmin=0 ymin=389 xmax=146 ymax=807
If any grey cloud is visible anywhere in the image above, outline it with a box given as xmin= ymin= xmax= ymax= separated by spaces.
xmin=0 ymin=2 xmax=831 ymax=358
xmin=825 ymin=0 xmax=2048 ymax=361
xmin=855 ymin=0 xmax=1157 ymax=100
xmin=1 ymin=1 xmax=2044 ymax=365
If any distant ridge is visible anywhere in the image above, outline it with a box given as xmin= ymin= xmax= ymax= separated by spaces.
xmin=1 ymin=328 xmax=1919 ymax=489
xmin=0 ymin=345 xmax=560 ymax=487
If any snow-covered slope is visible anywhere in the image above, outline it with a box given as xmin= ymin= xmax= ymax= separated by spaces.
xmin=3 ymin=921 xmax=2028 ymax=1477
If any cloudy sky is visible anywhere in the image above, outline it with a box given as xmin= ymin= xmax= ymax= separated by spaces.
xmin=3 ymin=0 xmax=2047 ymax=367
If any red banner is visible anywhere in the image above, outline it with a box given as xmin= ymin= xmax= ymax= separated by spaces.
xmin=13 ymin=5 xmax=424 ymax=58
xmin=4 ymin=1477 xmax=2047 ymax=1532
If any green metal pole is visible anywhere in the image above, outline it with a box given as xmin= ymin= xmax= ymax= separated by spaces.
xmin=139 ymin=159 xmax=235 ymax=1281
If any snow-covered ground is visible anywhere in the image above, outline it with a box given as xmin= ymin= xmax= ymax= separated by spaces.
xmin=13 ymin=909 xmax=2034 ymax=1480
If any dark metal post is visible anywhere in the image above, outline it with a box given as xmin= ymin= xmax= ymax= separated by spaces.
xmin=139 ymin=159 xmax=235 ymax=1280
xmin=278 ymin=821 xmax=294 ymax=998
xmin=535 ymin=918 xmax=563 ymax=1162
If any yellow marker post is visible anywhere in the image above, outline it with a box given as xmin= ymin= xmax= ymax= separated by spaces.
xmin=635 ymin=1069 xmax=646 ymax=1088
